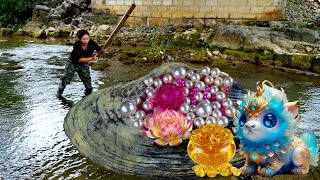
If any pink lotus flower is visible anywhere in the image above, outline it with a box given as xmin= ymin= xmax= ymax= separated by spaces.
xmin=144 ymin=109 xmax=193 ymax=146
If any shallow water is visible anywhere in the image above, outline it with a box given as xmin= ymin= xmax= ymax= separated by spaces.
xmin=0 ymin=37 xmax=319 ymax=179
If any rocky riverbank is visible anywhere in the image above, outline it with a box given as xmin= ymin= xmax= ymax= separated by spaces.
xmin=0 ymin=0 xmax=319 ymax=77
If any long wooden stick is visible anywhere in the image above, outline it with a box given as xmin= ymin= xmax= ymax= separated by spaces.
xmin=98 ymin=3 xmax=136 ymax=55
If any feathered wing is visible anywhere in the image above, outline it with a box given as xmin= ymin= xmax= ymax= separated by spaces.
xmin=300 ymin=131 xmax=319 ymax=166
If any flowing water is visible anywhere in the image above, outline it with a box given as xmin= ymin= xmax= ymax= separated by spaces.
xmin=0 ymin=37 xmax=319 ymax=179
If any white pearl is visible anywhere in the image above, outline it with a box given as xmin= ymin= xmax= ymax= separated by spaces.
xmin=196 ymin=102 xmax=213 ymax=118
xmin=194 ymin=117 xmax=205 ymax=127
xmin=184 ymin=97 xmax=191 ymax=104
xmin=142 ymin=100 xmax=152 ymax=111
xmin=172 ymin=67 xmax=187 ymax=79
xmin=153 ymin=78 xmax=163 ymax=88
xmin=195 ymin=81 xmax=205 ymax=91
xmin=190 ymin=105 xmax=197 ymax=112
xmin=218 ymin=116 xmax=229 ymax=127
xmin=131 ymin=96 xmax=142 ymax=105
xmin=206 ymin=116 xmax=217 ymax=125
xmin=212 ymin=109 xmax=222 ymax=118
xmin=202 ymin=99 xmax=211 ymax=105
xmin=211 ymin=101 xmax=221 ymax=110
xmin=146 ymin=88 xmax=155 ymax=98
xmin=135 ymin=110 xmax=146 ymax=119
xmin=204 ymin=76 xmax=214 ymax=85
xmin=210 ymin=86 xmax=219 ymax=94
xmin=186 ymin=112 xmax=196 ymax=121
xmin=182 ymin=87 xmax=189 ymax=96
xmin=133 ymin=119 xmax=144 ymax=129
xmin=214 ymin=77 xmax=223 ymax=87
xmin=144 ymin=77 xmax=154 ymax=87
xmin=190 ymin=73 xmax=200 ymax=82
xmin=185 ymin=80 xmax=193 ymax=88
xmin=223 ymin=76 xmax=234 ymax=87
xmin=211 ymin=68 xmax=221 ymax=77
xmin=163 ymin=74 xmax=173 ymax=84
xmin=119 ymin=101 xmax=137 ymax=117
xmin=225 ymin=106 xmax=236 ymax=117
xmin=179 ymin=103 xmax=191 ymax=114
xmin=200 ymin=66 xmax=211 ymax=76
xmin=222 ymin=98 xmax=233 ymax=107
xmin=194 ymin=92 xmax=203 ymax=102
xmin=216 ymin=91 xmax=226 ymax=101
xmin=186 ymin=70 xmax=194 ymax=79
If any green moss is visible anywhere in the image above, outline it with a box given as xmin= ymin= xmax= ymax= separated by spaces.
xmin=211 ymin=57 xmax=228 ymax=67
xmin=90 ymin=60 xmax=110 ymax=71
xmin=291 ymin=55 xmax=313 ymax=71
xmin=0 ymin=60 xmax=23 ymax=70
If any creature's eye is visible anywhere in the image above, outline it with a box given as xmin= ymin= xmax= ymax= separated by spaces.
xmin=239 ymin=114 xmax=247 ymax=127
xmin=263 ymin=113 xmax=277 ymax=128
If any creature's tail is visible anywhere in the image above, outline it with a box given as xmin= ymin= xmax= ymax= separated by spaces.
xmin=300 ymin=131 xmax=319 ymax=166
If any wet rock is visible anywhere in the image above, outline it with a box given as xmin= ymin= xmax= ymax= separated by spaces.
xmin=34 ymin=5 xmax=51 ymax=12
xmin=306 ymin=46 xmax=314 ymax=53
xmin=0 ymin=28 xmax=13 ymax=36
xmin=1 ymin=52 xmax=15 ymax=57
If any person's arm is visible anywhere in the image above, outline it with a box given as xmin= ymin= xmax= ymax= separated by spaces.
xmin=78 ymin=54 xmax=98 ymax=63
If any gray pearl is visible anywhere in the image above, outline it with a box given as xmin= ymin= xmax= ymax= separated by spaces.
xmin=119 ymin=101 xmax=136 ymax=117
xmin=218 ymin=116 xmax=229 ymax=127
xmin=204 ymin=76 xmax=214 ymax=85
xmin=146 ymin=88 xmax=155 ymax=98
xmin=144 ymin=77 xmax=154 ymax=87
xmin=186 ymin=112 xmax=196 ymax=121
xmin=216 ymin=91 xmax=226 ymax=101
xmin=214 ymin=77 xmax=223 ymax=87
xmin=153 ymin=78 xmax=163 ymax=88
xmin=190 ymin=73 xmax=200 ymax=82
xmin=185 ymin=80 xmax=193 ymax=88
xmin=212 ymin=109 xmax=222 ymax=118
xmin=131 ymin=96 xmax=142 ymax=105
xmin=225 ymin=106 xmax=236 ymax=118
xmin=195 ymin=81 xmax=205 ymax=91
xmin=206 ymin=116 xmax=217 ymax=125
xmin=210 ymin=86 xmax=219 ymax=94
xmin=142 ymin=100 xmax=152 ymax=111
xmin=222 ymin=98 xmax=233 ymax=107
xmin=184 ymin=97 xmax=191 ymax=104
xmin=134 ymin=119 xmax=144 ymax=129
xmin=194 ymin=117 xmax=205 ymax=127
xmin=200 ymin=66 xmax=211 ymax=76
xmin=190 ymin=105 xmax=197 ymax=112
xmin=135 ymin=110 xmax=146 ymax=119
xmin=211 ymin=101 xmax=221 ymax=110
xmin=196 ymin=102 xmax=213 ymax=118
xmin=172 ymin=67 xmax=187 ymax=79
xmin=179 ymin=103 xmax=191 ymax=114
xmin=211 ymin=68 xmax=221 ymax=77
xmin=202 ymin=99 xmax=211 ymax=105
xmin=194 ymin=92 xmax=203 ymax=102
xmin=186 ymin=70 xmax=195 ymax=79
xmin=223 ymin=76 xmax=234 ymax=87
xmin=182 ymin=87 xmax=189 ymax=96
xmin=163 ymin=74 xmax=173 ymax=84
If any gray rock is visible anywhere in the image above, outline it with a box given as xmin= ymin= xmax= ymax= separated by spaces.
xmin=34 ymin=5 xmax=51 ymax=12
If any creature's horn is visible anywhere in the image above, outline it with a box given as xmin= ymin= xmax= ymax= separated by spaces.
xmin=256 ymin=81 xmax=264 ymax=96
xmin=262 ymin=80 xmax=275 ymax=88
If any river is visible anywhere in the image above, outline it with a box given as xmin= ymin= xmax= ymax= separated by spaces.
xmin=0 ymin=36 xmax=319 ymax=179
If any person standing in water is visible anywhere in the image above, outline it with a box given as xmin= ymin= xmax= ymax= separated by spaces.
xmin=57 ymin=29 xmax=104 ymax=97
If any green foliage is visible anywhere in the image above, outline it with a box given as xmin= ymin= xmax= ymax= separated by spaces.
xmin=0 ymin=0 xmax=43 ymax=27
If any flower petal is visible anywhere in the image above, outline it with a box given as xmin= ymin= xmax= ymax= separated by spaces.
xmin=162 ymin=135 xmax=171 ymax=141
xmin=152 ymin=129 xmax=163 ymax=137
xmin=145 ymin=119 xmax=153 ymax=129
xmin=154 ymin=138 xmax=168 ymax=146
xmin=169 ymin=138 xmax=183 ymax=146
xmin=182 ymin=131 xmax=191 ymax=139
xmin=144 ymin=130 xmax=157 ymax=138
xmin=176 ymin=129 xmax=186 ymax=138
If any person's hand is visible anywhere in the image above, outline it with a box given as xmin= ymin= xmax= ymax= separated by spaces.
xmin=92 ymin=54 xmax=98 ymax=61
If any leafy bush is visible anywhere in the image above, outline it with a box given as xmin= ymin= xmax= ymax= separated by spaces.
xmin=0 ymin=0 xmax=44 ymax=27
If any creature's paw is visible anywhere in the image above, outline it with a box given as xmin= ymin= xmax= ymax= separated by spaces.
xmin=261 ymin=167 xmax=277 ymax=177
xmin=241 ymin=165 xmax=257 ymax=176
xmin=291 ymin=167 xmax=309 ymax=175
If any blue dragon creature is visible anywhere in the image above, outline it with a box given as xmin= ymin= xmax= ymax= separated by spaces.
xmin=234 ymin=80 xmax=319 ymax=177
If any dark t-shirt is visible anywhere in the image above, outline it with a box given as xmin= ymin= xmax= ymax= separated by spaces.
xmin=69 ymin=40 xmax=101 ymax=64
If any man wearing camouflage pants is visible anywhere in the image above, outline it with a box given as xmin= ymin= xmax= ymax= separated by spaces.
xmin=57 ymin=29 xmax=103 ymax=97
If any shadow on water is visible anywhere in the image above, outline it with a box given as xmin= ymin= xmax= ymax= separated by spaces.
xmin=0 ymin=36 xmax=319 ymax=179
